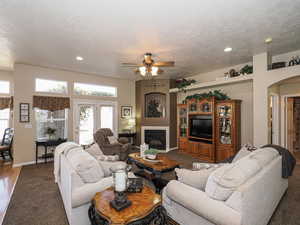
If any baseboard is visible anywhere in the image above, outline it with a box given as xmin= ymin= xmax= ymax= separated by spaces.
xmin=13 ymin=159 xmax=53 ymax=168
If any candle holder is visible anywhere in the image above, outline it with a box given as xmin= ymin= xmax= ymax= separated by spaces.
xmin=110 ymin=163 xmax=132 ymax=211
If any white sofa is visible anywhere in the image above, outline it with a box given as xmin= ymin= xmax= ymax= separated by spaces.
xmin=57 ymin=146 xmax=124 ymax=225
xmin=162 ymin=148 xmax=288 ymax=225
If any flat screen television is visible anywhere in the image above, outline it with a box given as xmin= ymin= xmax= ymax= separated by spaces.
xmin=189 ymin=115 xmax=213 ymax=139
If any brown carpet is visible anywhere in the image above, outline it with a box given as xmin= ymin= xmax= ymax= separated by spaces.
xmin=3 ymin=150 xmax=300 ymax=225
xmin=3 ymin=163 xmax=69 ymax=225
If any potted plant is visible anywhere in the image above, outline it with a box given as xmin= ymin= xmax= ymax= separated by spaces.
xmin=45 ymin=127 xmax=57 ymax=140
xmin=144 ymin=148 xmax=159 ymax=160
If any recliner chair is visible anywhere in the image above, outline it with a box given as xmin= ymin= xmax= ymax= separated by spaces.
xmin=93 ymin=128 xmax=131 ymax=161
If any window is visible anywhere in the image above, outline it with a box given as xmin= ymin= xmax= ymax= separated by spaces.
xmin=35 ymin=78 xmax=67 ymax=94
xmin=0 ymin=109 xmax=10 ymax=138
xmin=35 ymin=109 xmax=68 ymax=140
xmin=0 ymin=81 xmax=10 ymax=94
xmin=74 ymin=82 xmax=117 ymax=97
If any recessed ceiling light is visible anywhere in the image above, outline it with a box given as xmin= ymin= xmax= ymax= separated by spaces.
xmin=76 ymin=56 xmax=84 ymax=61
xmin=265 ymin=37 xmax=272 ymax=44
xmin=224 ymin=47 xmax=232 ymax=52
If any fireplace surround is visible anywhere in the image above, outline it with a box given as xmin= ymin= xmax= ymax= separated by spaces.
xmin=141 ymin=126 xmax=169 ymax=151
xmin=135 ymin=79 xmax=177 ymax=151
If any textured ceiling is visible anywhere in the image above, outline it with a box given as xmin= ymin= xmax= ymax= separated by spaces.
xmin=0 ymin=0 xmax=300 ymax=79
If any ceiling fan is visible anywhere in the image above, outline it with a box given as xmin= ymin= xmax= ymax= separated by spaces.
xmin=122 ymin=53 xmax=175 ymax=77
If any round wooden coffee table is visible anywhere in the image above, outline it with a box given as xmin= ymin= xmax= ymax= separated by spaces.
xmin=89 ymin=185 xmax=166 ymax=225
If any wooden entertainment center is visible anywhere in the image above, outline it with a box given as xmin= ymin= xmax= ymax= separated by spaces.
xmin=177 ymin=97 xmax=241 ymax=162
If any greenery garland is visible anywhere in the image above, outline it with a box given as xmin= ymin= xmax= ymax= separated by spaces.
xmin=185 ymin=90 xmax=230 ymax=101
xmin=176 ymin=78 xmax=196 ymax=92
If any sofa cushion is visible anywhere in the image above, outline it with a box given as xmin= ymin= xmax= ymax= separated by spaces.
xmin=205 ymin=156 xmax=261 ymax=201
xmin=67 ymin=149 xmax=104 ymax=183
xmin=166 ymin=180 xmax=242 ymax=225
xmin=232 ymin=146 xmax=251 ymax=163
xmin=85 ymin=143 xmax=104 ymax=157
xmin=249 ymin=147 xmax=279 ymax=167
xmin=175 ymin=167 xmax=217 ymax=191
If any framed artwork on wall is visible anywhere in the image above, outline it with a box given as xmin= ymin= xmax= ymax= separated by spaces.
xmin=20 ymin=103 xmax=30 ymax=123
xmin=121 ymin=106 xmax=132 ymax=118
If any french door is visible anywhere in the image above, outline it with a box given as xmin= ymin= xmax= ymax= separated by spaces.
xmin=74 ymin=100 xmax=118 ymax=145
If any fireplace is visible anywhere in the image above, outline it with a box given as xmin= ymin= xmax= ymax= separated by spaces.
xmin=141 ymin=126 xmax=169 ymax=151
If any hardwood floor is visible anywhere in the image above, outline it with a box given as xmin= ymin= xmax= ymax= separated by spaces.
xmin=0 ymin=161 xmax=21 ymax=225
xmin=294 ymin=152 xmax=300 ymax=165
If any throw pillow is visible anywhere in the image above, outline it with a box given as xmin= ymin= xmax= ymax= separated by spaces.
xmin=107 ymin=136 xmax=118 ymax=144
xmin=85 ymin=143 xmax=104 ymax=157
xmin=232 ymin=146 xmax=251 ymax=163
xmin=175 ymin=167 xmax=217 ymax=191
xmin=97 ymin=155 xmax=119 ymax=161
xmin=67 ymin=149 xmax=104 ymax=183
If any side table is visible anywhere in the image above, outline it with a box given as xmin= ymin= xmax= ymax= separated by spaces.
xmin=89 ymin=186 xmax=166 ymax=225
xmin=35 ymin=138 xmax=67 ymax=164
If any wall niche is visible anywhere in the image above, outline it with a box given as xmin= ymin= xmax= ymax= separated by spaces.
xmin=144 ymin=92 xmax=166 ymax=118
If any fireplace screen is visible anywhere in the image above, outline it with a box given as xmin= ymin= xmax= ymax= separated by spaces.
xmin=145 ymin=130 xmax=166 ymax=150
xmin=144 ymin=92 xmax=166 ymax=118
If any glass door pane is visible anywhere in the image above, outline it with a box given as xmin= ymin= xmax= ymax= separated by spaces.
xmin=78 ymin=105 xmax=95 ymax=145
xmin=100 ymin=106 xmax=113 ymax=130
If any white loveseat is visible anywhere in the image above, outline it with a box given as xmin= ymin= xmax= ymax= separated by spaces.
xmin=162 ymin=148 xmax=288 ymax=225
xmin=57 ymin=145 xmax=125 ymax=225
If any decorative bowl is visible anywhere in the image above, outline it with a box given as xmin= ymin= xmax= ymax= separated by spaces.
xmin=146 ymin=154 xmax=157 ymax=160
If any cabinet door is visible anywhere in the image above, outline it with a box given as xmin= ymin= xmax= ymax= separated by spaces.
xmin=197 ymin=142 xmax=211 ymax=157
xmin=217 ymin=103 xmax=233 ymax=145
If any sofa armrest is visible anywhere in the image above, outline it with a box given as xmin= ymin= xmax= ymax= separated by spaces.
xmin=72 ymin=177 xmax=113 ymax=208
xmin=165 ymin=180 xmax=241 ymax=225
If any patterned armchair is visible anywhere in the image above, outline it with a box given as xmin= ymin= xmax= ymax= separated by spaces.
xmin=93 ymin=128 xmax=131 ymax=161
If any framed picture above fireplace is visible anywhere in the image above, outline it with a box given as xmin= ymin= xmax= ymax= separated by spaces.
xmin=144 ymin=92 xmax=166 ymax=118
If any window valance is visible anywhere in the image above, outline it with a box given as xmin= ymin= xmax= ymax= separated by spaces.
xmin=0 ymin=96 xmax=13 ymax=110
xmin=33 ymin=96 xmax=70 ymax=111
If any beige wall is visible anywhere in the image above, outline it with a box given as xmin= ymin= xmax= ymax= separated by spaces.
xmin=13 ymin=64 xmax=135 ymax=165
xmin=279 ymin=82 xmax=300 ymax=96
xmin=253 ymin=53 xmax=300 ymax=147
xmin=178 ymin=80 xmax=253 ymax=145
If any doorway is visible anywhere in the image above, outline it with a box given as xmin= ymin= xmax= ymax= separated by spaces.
xmin=285 ymin=96 xmax=300 ymax=162
xmin=73 ymin=100 xmax=118 ymax=145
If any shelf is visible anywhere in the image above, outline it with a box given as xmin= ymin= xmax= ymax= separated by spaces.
xmin=170 ymin=75 xmax=254 ymax=93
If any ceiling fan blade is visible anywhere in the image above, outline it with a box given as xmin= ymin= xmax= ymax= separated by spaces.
xmin=121 ymin=63 xmax=140 ymax=67
xmin=153 ymin=61 xmax=175 ymax=67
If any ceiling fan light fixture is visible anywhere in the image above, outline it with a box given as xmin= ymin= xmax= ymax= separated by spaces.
xmin=139 ymin=66 xmax=146 ymax=76
xmin=151 ymin=66 xmax=159 ymax=76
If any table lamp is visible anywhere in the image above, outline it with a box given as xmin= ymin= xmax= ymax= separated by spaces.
xmin=110 ymin=163 xmax=132 ymax=211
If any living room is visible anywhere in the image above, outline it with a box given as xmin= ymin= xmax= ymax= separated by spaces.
xmin=0 ymin=1 xmax=300 ymax=225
